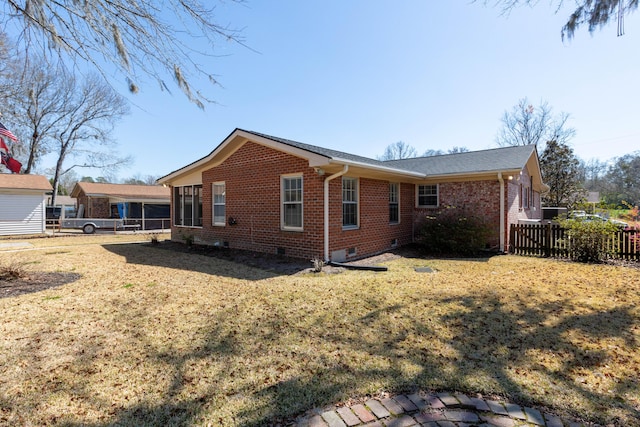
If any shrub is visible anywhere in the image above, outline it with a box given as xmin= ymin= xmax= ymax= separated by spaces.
xmin=0 ymin=261 xmax=27 ymax=281
xmin=415 ymin=206 xmax=493 ymax=256
xmin=558 ymin=217 xmax=619 ymax=263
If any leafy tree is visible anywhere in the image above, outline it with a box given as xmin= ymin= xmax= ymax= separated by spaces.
xmin=496 ymin=98 xmax=575 ymax=150
xmin=602 ymin=152 xmax=640 ymax=206
xmin=480 ymin=1 xmax=638 ymax=39
xmin=378 ymin=141 xmax=418 ymax=160
xmin=2 ymin=1 xmax=244 ymax=107
xmin=540 ymin=140 xmax=586 ymax=208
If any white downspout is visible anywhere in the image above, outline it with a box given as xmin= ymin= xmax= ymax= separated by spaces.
xmin=324 ymin=165 xmax=349 ymax=262
xmin=498 ymin=172 xmax=505 ymax=253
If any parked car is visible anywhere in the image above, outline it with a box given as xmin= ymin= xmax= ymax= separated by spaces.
xmin=568 ymin=212 xmax=629 ymax=229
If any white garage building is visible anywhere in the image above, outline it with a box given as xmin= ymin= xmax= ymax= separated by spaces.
xmin=0 ymin=174 xmax=53 ymax=236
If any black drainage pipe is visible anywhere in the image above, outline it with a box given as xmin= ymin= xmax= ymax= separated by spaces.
xmin=328 ymin=262 xmax=388 ymax=272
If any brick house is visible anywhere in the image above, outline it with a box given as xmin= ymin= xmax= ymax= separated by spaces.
xmin=157 ymin=129 xmax=545 ymax=261
xmin=70 ymin=182 xmax=171 ymax=230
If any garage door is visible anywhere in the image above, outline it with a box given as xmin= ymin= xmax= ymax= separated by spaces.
xmin=0 ymin=194 xmax=45 ymax=235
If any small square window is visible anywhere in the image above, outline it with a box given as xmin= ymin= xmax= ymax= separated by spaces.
xmin=417 ymin=184 xmax=438 ymax=207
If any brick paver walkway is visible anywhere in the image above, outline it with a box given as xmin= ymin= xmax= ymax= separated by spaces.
xmin=295 ymin=392 xmax=594 ymax=427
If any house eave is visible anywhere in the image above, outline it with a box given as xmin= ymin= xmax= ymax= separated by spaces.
xmin=158 ymin=128 xmax=333 ymax=185
xmin=328 ymin=158 xmax=426 ymax=179
xmin=413 ymin=168 xmax=525 ymax=182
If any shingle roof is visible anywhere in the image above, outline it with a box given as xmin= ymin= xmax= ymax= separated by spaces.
xmin=158 ymin=128 xmax=538 ymax=183
xmin=0 ymin=174 xmax=52 ymax=191
xmin=72 ymin=182 xmax=170 ymax=199
xmin=244 ymin=130 xmax=389 ymax=168
xmin=383 ymin=145 xmax=537 ymax=176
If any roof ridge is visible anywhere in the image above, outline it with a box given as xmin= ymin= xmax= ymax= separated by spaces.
xmin=384 ymin=144 xmax=535 ymax=163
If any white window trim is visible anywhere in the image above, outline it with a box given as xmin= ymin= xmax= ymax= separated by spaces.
xmin=416 ymin=183 xmax=439 ymax=208
xmin=389 ymin=182 xmax=400 ymax=224
xmin=342 ymin=177 xmax=359 ymax=230
xmin=212 ymin=181 xmax=226 ymax=226
xmin=281 ymin=174 xmax=304 ymax=231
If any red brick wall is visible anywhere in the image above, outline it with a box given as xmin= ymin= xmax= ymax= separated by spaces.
xmin=171 ymin=142 xmax=414 ymax=260
xmin=169 ymin=141 xmax=539 ymax=259
xmin=174 ymin=142 xmax=325 ymax=260
xmin=326 ymin=178 xmax=414 ymax=261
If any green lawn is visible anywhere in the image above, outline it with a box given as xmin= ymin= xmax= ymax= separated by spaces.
xmin=0 ymin=235 xmax=639 ymax=426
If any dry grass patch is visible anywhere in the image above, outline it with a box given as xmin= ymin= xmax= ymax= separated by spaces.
xmin=0 ymin=237 xmax=639 ymax=426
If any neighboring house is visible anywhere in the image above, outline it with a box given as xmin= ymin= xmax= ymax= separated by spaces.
xmin=158 ymin=128 xmax=546 ymax=261
xmin=0 ymin=174 xmax=53 ymax=236
xmin=70 ymin=182 xmax=171 ymax=230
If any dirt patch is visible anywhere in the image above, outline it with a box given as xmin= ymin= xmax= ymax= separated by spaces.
xmin=0 ymin=272 xmax=82 ymax=299
xmin=153 ymin=241 xmax=424 ymax=275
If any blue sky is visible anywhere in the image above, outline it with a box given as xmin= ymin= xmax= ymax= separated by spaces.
xmin=41 ymin=1 xmax=640 ymax=180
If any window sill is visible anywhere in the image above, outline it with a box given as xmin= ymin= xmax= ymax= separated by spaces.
xmin=342 ymin=225 xmax=359 ymax=231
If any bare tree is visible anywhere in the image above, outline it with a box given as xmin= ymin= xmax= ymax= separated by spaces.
xmin=3 ymin=1 xmax=245 ymax=107
xmin=0 ymin=34 xmax=22 ymax=100
xmin=423 ymin=149 xmax=444 ymax=157
xmin=123 ymin=174 xmax=160 ymax=185
xmin=480 ymin=0 xmax=638 ymax=39
xmin=48 ymin=74 xmax=130 ymax=206
xmin=4 ymin=57 xmax=70 ymax=173
xmin=378 ymin=141 xmax=418 ymax=160
xmin=448 ymin=146 xmax=470 ymax=154
xmin=496 ymin=98 xmax=576 ymax=150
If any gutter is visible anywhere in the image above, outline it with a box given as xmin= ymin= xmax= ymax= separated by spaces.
xmin=328 ymin=158 xmax=424 ymax=179
xmin=498 ymin=172 xmax=505 ymax=252
xmin=324 ymin=165 xmax=349 ymax=262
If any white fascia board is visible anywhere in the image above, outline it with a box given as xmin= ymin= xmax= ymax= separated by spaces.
xmin=421 ymin=168 xmax=524 ymax=181
xmin=157 ymin=129 xmax=331 ymax=184
xmin=328 ymin=158 xmax=426 ymax=179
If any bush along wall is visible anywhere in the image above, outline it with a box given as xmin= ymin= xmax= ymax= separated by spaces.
xmin=415 ymin=206 xmax=493 ymax=256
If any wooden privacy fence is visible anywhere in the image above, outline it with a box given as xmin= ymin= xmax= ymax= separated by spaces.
xmin=510 ymin=223 xmax=640 ymax=261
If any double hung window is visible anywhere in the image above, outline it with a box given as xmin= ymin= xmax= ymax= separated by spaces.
xmin=282 ymin=176 xmax=303 ymax=230
xmin=342 ymin=177 xmax=358 ymax=228
xmin=389 ymin=183 xmax=399 ymax=223
xmin=212 ymin=182 xmax=226 ymax=225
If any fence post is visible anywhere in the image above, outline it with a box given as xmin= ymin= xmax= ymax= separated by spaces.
xmin=545 ymin=223 xmax=551 ymax=257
